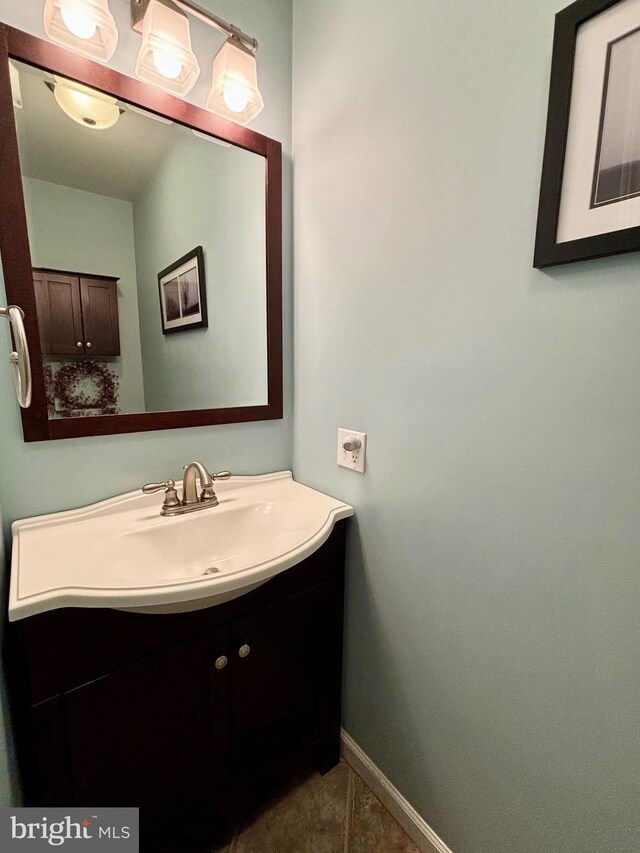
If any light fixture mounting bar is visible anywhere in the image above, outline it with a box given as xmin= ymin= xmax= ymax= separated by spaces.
xmin=130 ymin=0 xmax=258 ymax=53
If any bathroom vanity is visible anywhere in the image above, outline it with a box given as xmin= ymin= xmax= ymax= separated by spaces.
xmin=9 ymin=523 xmax=346 ymax=848
xmin=8 ymin=473 xmax=352 ymax=850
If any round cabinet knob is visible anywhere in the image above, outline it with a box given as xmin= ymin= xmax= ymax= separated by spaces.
xmin=86 ymin=341 xmax=92 ymax=348
xmin=214 ymin=655 xmax=228 ymax=670
xmin=238 ymin=644 xmax=251 ymax=658
xmin=76 ymin=341 xmax=83 ymax=348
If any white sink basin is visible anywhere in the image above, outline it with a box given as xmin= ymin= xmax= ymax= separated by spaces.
xmin=9 ymin=472 xmax=353 ymax=620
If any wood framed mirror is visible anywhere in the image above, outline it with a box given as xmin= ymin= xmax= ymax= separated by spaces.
xmin=0 ymin=24 xmax=282 ymax=442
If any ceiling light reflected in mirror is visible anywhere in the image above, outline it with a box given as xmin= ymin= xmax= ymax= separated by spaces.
xmin=49 ymin=76 xmax=121 ymax=129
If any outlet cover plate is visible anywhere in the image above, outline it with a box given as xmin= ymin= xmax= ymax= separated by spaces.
xmin=337 ymin=428 xmax=366 ymax=473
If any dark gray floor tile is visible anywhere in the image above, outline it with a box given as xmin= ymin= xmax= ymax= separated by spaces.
xmin=234 ymin=762 xmax=350 ymax=853
xmin=349 ymin=772 xmax=421 ymax=853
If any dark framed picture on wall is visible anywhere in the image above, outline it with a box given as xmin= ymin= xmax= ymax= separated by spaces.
xmin=535 ymin=0 xmax=640 ymax=267
xmin=158 ymin=246 xmax=208 ymax=333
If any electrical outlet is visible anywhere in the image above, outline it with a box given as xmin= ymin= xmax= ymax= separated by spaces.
xmin=337 ymin=428 xmax=366 ymax=473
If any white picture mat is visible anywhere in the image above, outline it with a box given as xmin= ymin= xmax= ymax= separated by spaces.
xmin=557 ymin=0 xmax=640 ymax=243
xmin=160 ymin=256 xmax=203 ymax=330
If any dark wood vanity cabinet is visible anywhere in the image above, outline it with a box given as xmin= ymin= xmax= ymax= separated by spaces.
xmin=60 ymin=628 xmax=231 ymax=839
xmin=33 ymin=269 xmax=120 ymax=357
xmin=9 ymin=523 xmax=346 ymax=851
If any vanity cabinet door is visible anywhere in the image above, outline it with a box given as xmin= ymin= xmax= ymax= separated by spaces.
xmin=79 ymin=277 xmax=120 ymax=356
xmin=62 ymin=628 xmax=231 ymax=842
xmin=27 ymin=697 xmax=72 ymax=806
xmin=230 ymin=581 xmax=340 ymax=784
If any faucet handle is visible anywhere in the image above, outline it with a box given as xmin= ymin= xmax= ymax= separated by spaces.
xmin=142 ymin=479 xmax=181 ymax=509
xmin=200 ymin=472 xmax=231 ymax=503
xmin=142 ymin=479 xmax=175 ymax=494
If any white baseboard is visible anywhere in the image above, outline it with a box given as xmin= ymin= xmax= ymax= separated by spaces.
xmin=340 ymin=729 xmax=454 ymax=853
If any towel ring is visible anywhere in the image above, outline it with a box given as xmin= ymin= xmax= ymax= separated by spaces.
xmin=0 ymin=305 xmax=32 ymax=408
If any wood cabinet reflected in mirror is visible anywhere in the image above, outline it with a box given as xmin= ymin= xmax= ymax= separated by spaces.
xmin=33 ymin=269 xmax=120 ymax=358
xmin=0 ymin=24 xmax=282 ymax=442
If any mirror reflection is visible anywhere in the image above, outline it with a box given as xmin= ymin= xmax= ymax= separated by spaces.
xmin=12 ymin=60 xmax=268 ymax=419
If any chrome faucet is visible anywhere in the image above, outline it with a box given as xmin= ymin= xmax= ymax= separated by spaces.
xmin=142 ymin=462 xmax=232 ymax=517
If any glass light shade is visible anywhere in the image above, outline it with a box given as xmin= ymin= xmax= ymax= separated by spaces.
xmin=134 ymin=1 xmax=200 ymax=97
xmin=206 ymin=38 xmax=264 ymax=126
xmin=53 ymin=76 xmax=120 ymax=129
xmin=43 ymin=0 xmax=118 ymax=63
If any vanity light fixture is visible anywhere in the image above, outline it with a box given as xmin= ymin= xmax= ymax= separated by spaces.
xmin=132 ymin=0 xmax=200 ymax=96
xmin=131 ymin=0 xmax=263 ymax=125
xmin=206 ymin=35 xmax=263 ymax=125
xmin=41 ymin=0 xmax=264 ymax=124
xmin=48 ymin=76 xmax=122 ymax=129
xmin=43 ymin=0 xmax=118 ymax=63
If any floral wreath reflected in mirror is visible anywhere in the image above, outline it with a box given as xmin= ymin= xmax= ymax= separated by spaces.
xmin=44 ymin=361 xmax=120 ymax=418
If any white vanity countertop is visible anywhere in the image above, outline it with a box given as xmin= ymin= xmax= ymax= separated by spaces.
xmin=9 ymin=472 xmax=354 ymax=621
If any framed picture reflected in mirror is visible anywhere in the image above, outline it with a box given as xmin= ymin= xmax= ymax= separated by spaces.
xmin=158 ymin=246 xmax=208 ymax=334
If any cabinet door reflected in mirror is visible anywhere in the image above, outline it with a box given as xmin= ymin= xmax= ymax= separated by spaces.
xmin=12 ymin=59 xmax=268 ymax=421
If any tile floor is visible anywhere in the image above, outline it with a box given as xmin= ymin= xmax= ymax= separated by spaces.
xmin=212 ymin=761 xmax=422 ymax=853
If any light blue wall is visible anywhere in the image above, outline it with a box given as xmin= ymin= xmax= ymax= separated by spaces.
xmin=293 ymin=2 xmax=640 ymax=852
xmin=134 ymin=134 xmax=267 ymax=411
xmin=0 ymin=0 xmax=292 ymax=806
xmin=23 ymin=177 xmax=146 ymax=414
